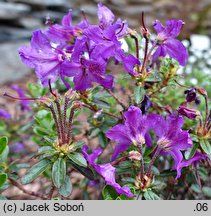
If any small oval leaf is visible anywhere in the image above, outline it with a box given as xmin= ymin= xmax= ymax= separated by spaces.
xmin=52 ymin=158 xmax=66 ymax=188
xmin=144 ymin=190 xmax=160 ymax=200
xmin=68 ymin=153 xmax=87 ymax=167
xmin=134 ymin=86 xmax=145 ymax=104
xmin=200 ymin=139 xmax=211 ymax=156
xmin=68 ymin=160 xmax=95 ymax=180
xmin=21 ymin=159 xmax=51 ymax=185
xmin=58 ymin=175 xmax=72 ymax=197
xmin=0 ymin=173 xmax=8 ymax=188
xmin=0 ymin=136 xmax=8 ymax=155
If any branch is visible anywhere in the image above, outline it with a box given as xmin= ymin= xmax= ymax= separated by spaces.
xmin=9 ymin=178 xmax=48 ymax=200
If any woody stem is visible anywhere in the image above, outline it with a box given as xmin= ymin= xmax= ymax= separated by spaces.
xmin=9 ymin=178 xmax=48 ymax=200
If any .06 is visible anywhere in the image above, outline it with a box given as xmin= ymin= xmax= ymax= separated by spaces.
xmin=195 ymin=203 xmax=208 ymax=211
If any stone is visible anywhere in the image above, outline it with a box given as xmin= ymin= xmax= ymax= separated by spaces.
xmin=8 ymin=0 xmax=71 ymax=7
xmin=18 ymin=16 xmax=42 ymax=29
xmin=0 ymin=41 xmax=31 ymax=84
xmin=0 ymin=26 xmax=32 ymax=42
xmin=113 ymin=4 xmax=152 ymax=17
xmin=0 ymin=2 xmax=31 ymax=20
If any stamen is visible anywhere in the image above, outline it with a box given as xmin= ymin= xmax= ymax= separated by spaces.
xmin=81 ymin=10 xmax=88 ymax=21
xmin=48 ymin=79 xmax=57 ymax=98
xmin=116 ymin=23 xmax=125 ymax=35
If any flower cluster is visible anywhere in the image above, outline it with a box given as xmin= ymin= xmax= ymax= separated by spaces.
xmin=107 ymin=106 xmax=207 ymax=179
xmin=19 ymin=3 xmax=140 ymax=91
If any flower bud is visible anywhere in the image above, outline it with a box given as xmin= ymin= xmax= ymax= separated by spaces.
xmin=184 ymin=88 xmax=197 ymax=103
xmin=178 ymin=106 xmax=201 ymax=120
xmin=195 ymin=87 xmax=207 ymax=96
xmin=128 ymin=151 xmax=141 ymax=161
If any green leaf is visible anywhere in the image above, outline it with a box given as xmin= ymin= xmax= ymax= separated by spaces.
xmin=98 ymin=132 xmax=108 ymax=148
xmin=33 ymin=126 xmax=51 ymax=136
xmin=27 ymin=83 xmax=47 ymax=97
xmin=69 ymin=141 xmax=84 ymax=152
xmin=102 ymin=185 xmax=118 ymax=200
xmin=121 ymin=177 xmax=135 ymax=184
xmin=185 ymin=142 xmax=199 ymax=160
xmin=58 ymin=175 xmax=72 ymax=197
xmin=0 ymin=146 xmax=9 ymax=162
xmin=10 ymin=163 xmax=30 ymax=171
xmin=0 ymin=173 xmax=7 ymax=188
xmin=118 ymin=161 xmax=132 ymax=169
xmin=152 ymin=181 xmax=166 ymax=191
xmin=118 ymin=194 xmax=134 ymax=200
xmin=38 ymin=146 xmax=53 ymax=153
xmin=93 ymin=99 xmax=110 ymax=109
xmin=35 ymin=110 xmax=53 ymax=129
xmin=68 ymin=160 xmax=95 ymax=180
xmin=151 ymin=166 xmax=160 ymax=176
xmin=38 ymin=150 xmax=57 ymax=160
xmin=134 ymin=86 xmax=145 ymax=104
xmin=21 ymin=159 xmax=51 ymax=185
xmin=198 ymin=167 xmax=208 ymax=181
xmin=0 ymin=136 xmax=8 ymax=155
xmin=52 ymin=158 xmax=66 ymax=188
xmin=144 ymin=190 xmax=160 ymax=200
xmin=0 ymin=195 xmax=7 ymax=200
xmin=191 ymin=184 xmax=202 ymax=193
xmin=200 ymin=139 xmax=211 ymax=156
xmin=68 ymin=153 xmax=87 ymax=167
xmin=202 ymin=187 xmax=211 ymax=198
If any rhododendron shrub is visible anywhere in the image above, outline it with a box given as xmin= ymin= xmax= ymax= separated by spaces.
xmin=0 ymin=3 xmax=210 ymax=200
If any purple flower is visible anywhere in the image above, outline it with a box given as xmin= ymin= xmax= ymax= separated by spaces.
xmin=11 ymin=85 xmax=30 ymax=111
xmin=184 ymin=88 xmax=200 ymax=104
xmin=82 ymin=145 xmax=134 ymax=197
xmin=153 ymin=20 xmax=188 ymax=66
xmin=178 ymin=106 xmax=200 ymax=120
xmin=19 ymin=30 xmax=68 ymax=86
xmin=0 ymin=109 xmax=11 ymax=119
xmin=152 ymin=113 xmax=192 ymax=177
xmin=62 ymin=57 xmax=113 ymax=91
xmin=45 ymin=10 xmax=89 ymax=45
xmin=106 ymin=106 xmax=156 ymax=160
xmin=83 ymin=3 xmax=140 ymax=75
xmin=176 ymin=151 xmax=208 ymax=179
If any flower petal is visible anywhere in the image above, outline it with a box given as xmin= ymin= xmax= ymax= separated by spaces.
xmin=61 ymin=10 xmax=72 ymax=27
xmin=153 ymin=20 xmax=165 ymax=34
xmin=82 ymin=145 xmax=134 ymax=197
xmin=111 ymin=142 xmax=131 ymax=161
xmin=122 ymin=54 xmax=140 ymax=76
xmin=106 ymin=124 xmax=131 ymax=144
xmin=97 ymin=3 xmax=115 ymax=28
xmin=176 ymin=151 xmax=208 ymax=179
xmin=164 ymin=38 xmax=188 ymax=66
xmin=165 ymin=20 xmax=184 ymax=38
